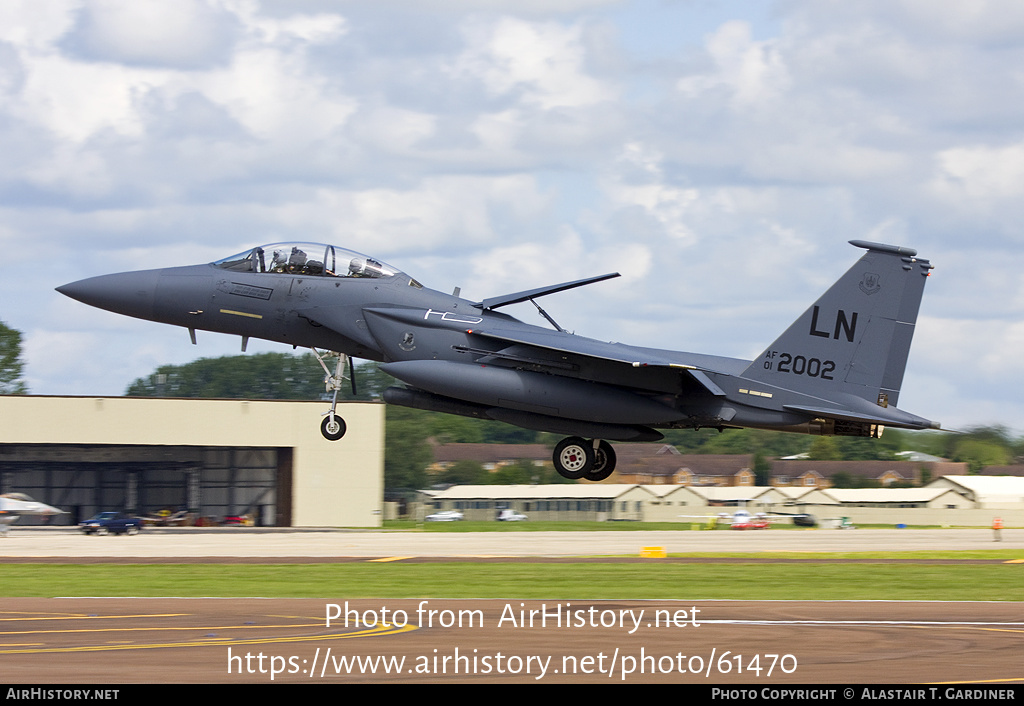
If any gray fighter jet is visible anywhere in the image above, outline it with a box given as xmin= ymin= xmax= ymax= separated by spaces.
xmin=0 ymin=493 xmax=66 ymax=535
xmin=58 ymin=240 xmax=939 ymax=481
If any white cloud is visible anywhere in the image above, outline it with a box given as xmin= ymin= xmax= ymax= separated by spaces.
xmin=68 ymin=0 xmax=238 ymax=69
xmin=0 ymin=0 xmax=79 ymax=51
xmin=197 ymin=46 xmax=357 ymax=142
xmin=322 ymin=175 xmax=554 ymax=255
xmin=785 ymin=0 xmax=1024 ymax=45
xmin=451 ymin=16 xmax=616 ymax=110
xmin=14 ymin=55 xmax=159 ymax=142
xmin=0 ymin=0 xmax=1020 ymax=437
xmin=463 ymin=227 xmax=650 ymax=309
xmin=341 ymin=0 xmax=620 ymax=18
xmin=931 ymin=142 xmax=1024 ymax=201
xmin=601 ymin=142 xmax=699 ymax=243
xmin=347 ymin=105 xmax=437 ymax=154
xmin=231 ymin=3 xmax=347 ymax=46
xmin=677 ymin=20 xmax=791 ymax=109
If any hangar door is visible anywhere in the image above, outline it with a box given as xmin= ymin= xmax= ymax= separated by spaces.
xmin=0 ymin=444 xmax=293 ymax=526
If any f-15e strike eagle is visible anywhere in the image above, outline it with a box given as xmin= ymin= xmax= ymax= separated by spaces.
xmin=58 ymin=239 xmax=939 ymax=481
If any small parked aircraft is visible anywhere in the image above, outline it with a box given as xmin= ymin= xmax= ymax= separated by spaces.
xmin=0 ymin=493 xmax=66 ymax=535
xmin=681 ymin=505 xmax=817 ymax=530
xmin=58 ymin=240 xmax=939 ymax=481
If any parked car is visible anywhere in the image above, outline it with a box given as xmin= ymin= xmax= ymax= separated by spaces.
xmin=79 ymin=512 xmax=143 ymax=536
xmin=497 ymin=509 xmax=528 ymax=522
xmin=425 ymin=509 xmax=464 ymax=522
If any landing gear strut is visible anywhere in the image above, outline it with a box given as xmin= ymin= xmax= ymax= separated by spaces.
xmin=588 ymin=440 xmax=616 ymax=482
xmin=552 ymin=437 xmax=617 ymax=482
xmin=312 ymin=348 xmax=354 ymax=441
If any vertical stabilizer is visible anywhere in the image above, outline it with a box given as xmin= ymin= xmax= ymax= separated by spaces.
xmin=742 ymin=241 xmax=933 ymax=407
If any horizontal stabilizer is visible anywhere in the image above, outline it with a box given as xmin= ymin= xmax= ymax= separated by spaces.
xmin=783 ymin=403 xmax=939 ymax=430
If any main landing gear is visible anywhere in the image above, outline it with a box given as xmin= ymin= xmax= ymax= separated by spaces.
xmin=312 ymin=348 xmax=354 ymax=441
xmin=552 ymin=437 xmax=617 ymax=482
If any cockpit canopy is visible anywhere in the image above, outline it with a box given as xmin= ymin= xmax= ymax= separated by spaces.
xmin=0 ymin=493 xmax=34 ymax=501
xmin=214 ymin=242 xmax=403 ymax=280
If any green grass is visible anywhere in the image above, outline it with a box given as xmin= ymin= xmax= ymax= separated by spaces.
xmin=5 ymin=562 xmax=1022 ymax=601
xmin=696 ymin=549 xmax=1024 ymax=560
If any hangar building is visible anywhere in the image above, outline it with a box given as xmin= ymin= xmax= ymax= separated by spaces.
xmin=0 ymin=396 xmax=384 ymax=527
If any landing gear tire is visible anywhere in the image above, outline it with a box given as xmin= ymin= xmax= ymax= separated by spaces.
xmin=553 ymin=436 xmax=594 ymax=480
xmin=584 ymin=440 xmax=616 ymax=482
xmin=321 ymin=415 xmax=347 ymax=441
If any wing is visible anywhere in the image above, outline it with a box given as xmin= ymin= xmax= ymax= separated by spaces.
xmin=462 ymin=324 xmax=745 ymax=398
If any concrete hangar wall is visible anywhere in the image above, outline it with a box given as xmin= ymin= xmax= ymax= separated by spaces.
xmin=0 ymin=396 xmax=384 ymax=527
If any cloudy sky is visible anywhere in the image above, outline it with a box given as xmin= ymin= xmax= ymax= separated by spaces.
xmin=2 ymin=0 xmax=1023 ymax=434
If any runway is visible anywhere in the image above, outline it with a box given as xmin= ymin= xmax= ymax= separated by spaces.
xmin=2 ymin=528 xmax=1021 ymax=684
xmin=1 ymin=526 xmax=1020 ymax=558
xmin=1 ymin=598 xmax=1022 ymax=684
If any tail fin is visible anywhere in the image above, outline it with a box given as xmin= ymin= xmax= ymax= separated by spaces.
xmin=742 ymin=240 xmax=933 ymax=407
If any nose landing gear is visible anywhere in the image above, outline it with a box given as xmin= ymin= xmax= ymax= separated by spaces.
xmin=312 ymin=348 xmax=355 ymax=441
xmin=552 ymin=437 xmax=617 ymax=482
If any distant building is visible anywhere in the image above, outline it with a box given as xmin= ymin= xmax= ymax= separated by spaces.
xmin=769 ymin=460 xmax=968 ymax=488
xmin=426 ymin=443 xmax=980 ymax=493
xmin=416 ymin=475 xmax=1024 ymax=524
xmin=926 ymin=475 xmax=1024 ymax=509
xmin=979 ymin=465 xmax=1024 ymax=477
xmin=428 ymin=443 xmax=550 ymax=473
xmin=429 ymin=442 xmax=757 ymax=486
xmin=800 ymin=487 xmax=973 ymax=510
xmin=418 ymin=484 xmax=659 ymax=521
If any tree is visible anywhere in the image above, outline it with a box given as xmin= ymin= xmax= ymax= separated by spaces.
xmin=437 ymin=460 xmax=488 ymax=485
xmin=384 ymin=406 xmax=432 ymax=492
xmin=126 ymin=352 xmax=328 ymax=399
xmin=834 ymin=435 xmax=899 ymax=461
xmin=807 ymin=436 xmax=842 ymax=461
xmin=492 ymin=460 xmax=538 ymax=485
xmin=0 ymin=320 xmax=27 ymax=394
xmin=753 ymin=452 xmax=772 ymax=485
xmin=953 ymin=438 xmax=1011 ymax=472
xmin=125 ymin=354 xmax=398 ymax=401
xmin=828 ymin=471 xmax=880 ymax=489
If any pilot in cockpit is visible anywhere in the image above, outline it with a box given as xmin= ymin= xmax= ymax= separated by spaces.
xmin=271 ymin=247 xmax=308 ymax=274
xmin=270 ymin=249 xmax=288 ymax=272
xmin=288 ymin=247 xmax=307 ymax=271
xmin=348 ymin=257 xmax=386 ymax=278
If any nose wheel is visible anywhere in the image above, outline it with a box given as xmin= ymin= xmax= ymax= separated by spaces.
xmin=552 ymin=437 xmax=617 ymax=481
xmin=321 ymin=414 xmax=347 ymax=441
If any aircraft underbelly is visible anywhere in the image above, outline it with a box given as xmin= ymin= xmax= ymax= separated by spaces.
xmin=381 ymin=360 xmax=684 ymax=426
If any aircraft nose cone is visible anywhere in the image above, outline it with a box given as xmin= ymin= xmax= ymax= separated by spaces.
xmin=56 ymin=270 xmax=158 ymax=321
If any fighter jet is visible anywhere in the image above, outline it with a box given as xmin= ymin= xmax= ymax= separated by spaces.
xmin=57 ymin=240 xmax=940 ymax=481
xmin=0 ymin=493 xmax=66 ymax=535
